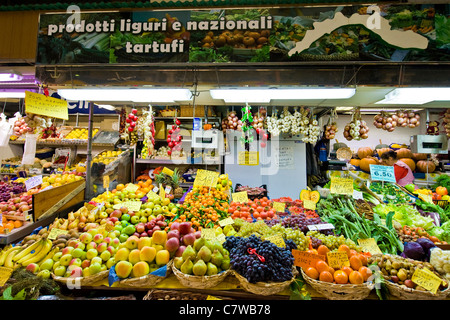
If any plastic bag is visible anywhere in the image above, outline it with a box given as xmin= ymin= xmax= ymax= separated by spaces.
xmin=21 ymin=133 xmax=38 ymax=165
xmin=0 ymin=113 xmax=12 ymax=147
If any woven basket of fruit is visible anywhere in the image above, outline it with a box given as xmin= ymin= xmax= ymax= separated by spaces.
xmin=301 ymin=268 xmax=374 ymax=300
xmin=118 ymin=261 xmax=172 ymax=288
xmin=143 ymin=289 xmax=232 ymax=300
xmin=52 ymin=270 xmax=109 ymax=287
xmin=171 ymin=263 xmax=232 ymax=289
xmin=233 ymin=267 xmax=298 ymax=296
xmin=383 ymin=278 xmax=449 ymax=300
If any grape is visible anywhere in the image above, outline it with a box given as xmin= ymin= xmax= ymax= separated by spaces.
xmin=306 ymin=230 xmax=361 ymax=251
xmin=223 ymin=235 xmax=294 ymax=283
xmin=310 ymin=236 xmax=322 ymax=249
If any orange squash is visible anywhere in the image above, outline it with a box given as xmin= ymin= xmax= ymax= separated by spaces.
xmin=360 ymin=157 xmax=378 ymax=172
xmin=396 ymin=148 xmax=413 ymax=159
xmin=300 ymin=190 xmax=311 ymax=201
xmin=416 ymin=160 xmax=436 ymax=173
xmin=399 ymin=158 xmax=416 ymax=171
xmin=203 ymin=123 xmax=212 ymax=130
xmin=376 ymin=148 xmax=391 ymax=158
xmin=350 ymin=159 xmax=361 ymax=167
xmin=412 ymin=153 xmax=428 ymax=161
xmin=357 ymin=147 xmax=373 ymax=160
xmin=309 ymin=191 xmax=321 ymax=203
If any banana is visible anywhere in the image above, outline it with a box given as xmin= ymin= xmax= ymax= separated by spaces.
xmin=4 ymin=246 xmax=23 ymax=268
xmin=21 ymin=239 xmax=52 ymax=267
xmin=0 ymin=245 xmax=12 ymax=266
xmin=38 ymin=247 xmax=59 ymax=266
xmin=13 ymin=239 xmax=44 ymax=263
xmin=16 ymin=239 xmax=46 ymax=265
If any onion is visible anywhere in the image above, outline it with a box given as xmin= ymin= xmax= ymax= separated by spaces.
xmin=391 ymin=121 xmax=397 ymax=127
xmin=401 ymin=122 xmax=408 ymax=127
xmin=359 ymin=128 xmax=366 ymax=134
xmin=387 ymin=117 xmax=393 ymax=123
xmin=385 ymin=122 xmax=393 ymax=129
xmin=397 ymin=117 xmax=405 ymax=124
xmin=409 ymin=118 xmax=418 ymax=124
xmin=409 ymin=123 xmax=416 ymax=128
xmin=388 ymin=127 xmax=395 ymax=132
xmin=344 ymin=131 xmax=350 ymax=137
xmin=392 ymin=114 xmax=398 ymax=121
xmin=397 ymin=112 xmax=405 ymax=118
xmin=408 ymin=112 xmax=415 ymax=118
xmin=382 ymin=118 xmax=387 ymax=125
xmin=416 ymin=121 xmax=420 ymax=126
xmin=361 ymin=133 xmax=369 ymax=139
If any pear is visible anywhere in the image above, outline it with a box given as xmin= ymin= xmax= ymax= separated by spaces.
xmin=193 ymin=237 xmax=206 ymax=252
xmin=181 ymin=245 xmax=196 ymax=262
xmin=223 ymin=224 xmax=234 ymax=235
xmin=196 ymin=245 xmax=212 ymax=262
xmin=206 ymin=262 xmax=218 ymax=276
xmin=192 ymin=259 xmax=207 ymax=276
xmin=210 ymin=249 xmax=224 ymax=267
xmin=180 ymin=258 xmax=194 ymax=275
xmin=174 ymin=256 xmax=184 ymax=270
xmin=221 ymin=255 xmax=230 ymax=270
xmin=226 ymin=229 xmax=237 ymax=237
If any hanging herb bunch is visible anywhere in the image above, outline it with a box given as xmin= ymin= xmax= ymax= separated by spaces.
xmin=240 ymin=103 xmax=254 ymax=151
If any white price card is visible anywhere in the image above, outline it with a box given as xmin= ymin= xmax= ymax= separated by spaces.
xmin=25 ymin=175 xmax=43 ymax=191
xmin=370 ymin=165 xmax=396 ymax=183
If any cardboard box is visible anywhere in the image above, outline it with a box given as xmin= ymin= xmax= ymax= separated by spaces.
xmin=155 ymin=121 xmax=166 ymax=140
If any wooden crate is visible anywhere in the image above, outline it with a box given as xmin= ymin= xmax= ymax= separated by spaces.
xmin=32 ymin=179 xmax=86 ymax=221
xmin=179 ymin=105 xmax=215 ymax=118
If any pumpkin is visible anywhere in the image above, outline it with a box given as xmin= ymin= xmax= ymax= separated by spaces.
xmin=333 ymin=140 xmax=348 ymax=151
xmin=203 ymin=123 xmax=212 ymax=130
xmin=375 ymin=139 xmax=389 ymax=150
xmin=376 ymin=147 xmax=392 ymax=158
xmin=396 ymin=148 xmax=413 ymax=159
xmin=350 ymin=159 xmax=361 ymax=167
xmin=416 ymin=160 xmax=436 ymax=173
xmin=309 ymin=191 xmax=321 ymax=203
xmin=360 ymin=157 xmax=378 ymax=172
xmin=300 ymin=190 xmax=311 ymax=201
xmin=412 ymin=153 xmax=428 ymax=161
xmin=399 ymin=158 xmax=416 ymax=171
xmin=357 ymin=147 xmax=374 ymax=160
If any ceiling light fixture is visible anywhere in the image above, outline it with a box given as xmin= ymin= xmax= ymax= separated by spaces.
xmin=376 ymin=88 xmax=450 ymax=105
xmin=0 ymin=72 xmax=23 ymax=82
xmin=209 ymin=88 xmax=356 ymax=103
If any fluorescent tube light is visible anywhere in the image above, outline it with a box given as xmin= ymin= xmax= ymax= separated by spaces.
xmin=0 ymin=73 xmax=23 ymax=82
xmin=58 ymin=88 xmax=193 ymax=103
xmin=376 ymin=88 xmax=450 ymax=105
xmin=210 ymin=88 xmax=356 ymax=103
xmin=0 ymin=91 xmax=26 ymax=98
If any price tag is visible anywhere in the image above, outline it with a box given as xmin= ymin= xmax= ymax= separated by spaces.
xmin=103 ymin=175 xmax=110 ymax=189
xmin=193 ymin=169 xmax=219 ymax=187
xmin=238 ymin=151 xmax=259 ymax=166
xmin=201 ymin=228 xmax=216 ymax=240
xmin=152 ymin=186 xmax=159 ymax=193
xmin=353 ymin=190 xmax=363 ymax=200
xmin=124 ymin=183 xmax=139 ymax=193
xmin=357 ymin=238 xmax=382 ymax=255
xmin=326 ymin=251 xmax=350 ymax=269
xmin=264 ymin=234 xmax=285 ymax=248
xmin=215 ymin=233 xmax=226 ymax=244
xmin=123 ymin=200 xmax=142 ymax=212
xmin=412 ymin=267 xmax=443 ymax=294
xmin=303 ymin=200 xmax=316 ymax=210
xmin=370 ymin=165 xmax=396 ymax=183
xmin=25 ymin=175 xmax=43 ymax=191
xmin=47 ymin=228 xmax=69 ymax=240
xmin=218 ymin=217 xmax=234 ymax=227
xmin=292 ymin=249 xmax=326 ymax=269
xmin=164 ymin=185 xmax=172 ymax=194
xmin=231 ymin=191 xmax=249 ymax=203
xmin=272 ymin=202 xmax=286 ymax=213
xmin=330 ymin=177 xmax=354 ymax=195
xmin=307 ymin=223 xmax=335 ymax=231
xmin=162 ymin=167 xmax=174 ymax=177
xmin=0 ymin=266 xmax=13 ymax=287
xmin=147 ymin=190 xmax=158 ymax=198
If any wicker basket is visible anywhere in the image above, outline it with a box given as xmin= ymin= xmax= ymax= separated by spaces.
xmin=384 ymin=279 xmax=450 ymax=300
xmin=171 ymin=263 xmax=231 ymax=289
xmin=51 ymin=270 xmax=109 ymax=287
xmin=117 ymin=262 xmax=172 ymax=288
xmin=143 ymin=289 xmax=232 ymax=300
xmin=301 ymin=268 xmax=374 ymax=300
xmin=159 ymin=107 xmax=178 ymax=117
xmin=232 ymin=268 xmax=298 ymax=296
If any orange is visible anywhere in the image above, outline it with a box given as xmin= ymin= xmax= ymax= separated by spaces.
xmin=349 ymin=249 xmax=358 ymax=257
xmin=341 ymin=266 xmax=353 ymax=277
xmin=349 ymin=255 xmax=363 ymax=271
xmin=0 ymin=226 xmax=4 ymax=234
xmin=349 ymin=270 xmax=364 ymax=284
xmin=338 ymin=244 xmax=351 ymax=258
xmin=13 ymin=220 xmax=23 ymax=228
xmin=306 ymin=249 xmax=318 ymax=255
xmin=319 ymin=271 xmax=333 ymax=283
xmin=317 ymin=245 xmax=330 ymax=256
xmin=358 ymin=254 xmax=368 ymax=266
xmin=5 ymin=221 xmax=14 ymax=230
xmin=359 ymin=266 xmax=373 ymax=281
xmin=116 ymin=184 xmax=125 ymax=191
xmin=328 ymin=266 xmax=335 ymax=275
xmin=304 ymin=267 xmax=319 ymax=280
xmin=334 ymin=270 xmax=348 ymax=284
xmin=315 ymin=260 xmax=329 ymax=274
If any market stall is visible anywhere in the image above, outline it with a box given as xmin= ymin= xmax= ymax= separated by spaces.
xmin=1 ymin=3 xmax=450 ymax=302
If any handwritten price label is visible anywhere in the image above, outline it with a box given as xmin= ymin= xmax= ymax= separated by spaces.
xmin=303 ymin=200 xmax=316 ymax=210
xmin=215 ymin=233 xmax=226 ymax=244
xmin=330 ymin=177 xmax=354 ymax=195
xmin=370 ymin=165 xmax=396 ymax=183
xmin=307 ymin=223 xmax=335 ymax=232
xmin=232 ymin=191 xmax=249 ymax=203
xmin=326 ymin=251 xmax=350 ymax=269
xmin=25 ymin=175 xmax=43 ymax=191
xmin=113 ymin=200 xmax=141 ymax=212
xmin=103 ymin=175 xmax=110 ymax=189
xmin=47 ymin=228 xmax=69 ymax=241
xmin=0 ymin=266 xmax=13 ymax=287
xmin=124 ymin=183 xmax=139 ymax=193
xmin=218 ymin=217 xmax=234 ymax=227
xmin=412 ymin=267 xmax=443 ymax=294
xmin=162 ymin=167 xmax=174 ymax=177
xmin=201 ymin=228 xmax=216 ymax=240
xmin=357 ymin=238 xmax=382 ymax=255
xmin=264 ymin=234 xmax=285 ymax=248
xmin=193 ymin=169 xmax=219 ymax=187
xmin=272 ymin=202 xmax=286 ymax=213
xmin=292 ymin=250 xmax=326 ymax=269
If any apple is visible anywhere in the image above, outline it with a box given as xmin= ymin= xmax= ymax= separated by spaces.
xmin=175 ymin=245 xmax=186 ymax=257
xmin=86 ymin=242 xmax=97 ymax=251
xmin=167 ymin=229 xmax=180 ymax=240
xmin=69 ymin=258 xmax=82 ymax=267
xmin=88 ymin=228 xmax=99 ymax=237
xmin=93 ymin=233 xmax=104 ymax=244
xmin=115 ymin=260 xmax=132 ymax=278
xmin=80 ymin=232 xmax=93 ymax=244
xmin=52 ymin=252 xmax=63 ymax=262
xmin=178 ymin=222 xmax=192 ymax=235
xmin=135 ymin=222 xmax=145 ymax=233
xmin=106 ymin=257 xmax=115 ymax=269
xmin=130 ymin=215 xmax=140 ymax=225
xmin=81 ymin=260 xmax=91 ymax=269
xmin=59 ymin=254 xmax=73 ymax=266
xmin=97 ymin=242 xmax=108 ymax=253
xmin=54 ymin=265 xmax=66 ymax=277
xmin=111 ymin=238 xmax=120 ymax=247
xmin=103 ymin=237 xmax=112 ymax=245
xmin=62 ymin=246 xmax=74 ymax=256
xmin=74 ymin=242 xmax=86 ymax=250
xmin=100 ymin=250 xmax=111 ymax=262
xmin=70 ymin=266 xmax=83 ymax=278
xmin=89 ymin=262 xmax=102 ymax=275
xmin=86 ymin=248 xmax=98 ymax=260
xmin=40 ymin=259 xmax=54 ymax=271
xmin=26 ymin=263 xmax=39 ymax=274
xmin=91 ymin=256 xmax=103 ymax=265
xmin=72 ymin=248 xmax=84 ymax=258
xmin=119 ymin=233 xmax=129 ymax=243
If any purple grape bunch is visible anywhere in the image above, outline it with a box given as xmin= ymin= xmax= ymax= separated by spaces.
xmin=0 ymin=182 xmax=26 ymax=202
xmin=265 ymin=213 xmax=334 ymax=235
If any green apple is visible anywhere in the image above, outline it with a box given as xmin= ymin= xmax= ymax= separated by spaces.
xmin=153 ymin=205 xmax=163 ymax=215
xmin=54 ymin=265 xmax=66 ymax=277
xmin=86 ymin=248 xmax=98 ymax=260
xmin=88 ymin=228 xmax=99 ymax=237
xmin=40 ymin=258 xmax=54 ymax=271
xmin=130 ymin=215 xmax=140 ymax=225
xmin=119 ymin=233 xmax=129 ymax=243
xmin=72 ymin=248 xmax=84 ymax=258
xmin=59 ymin=254 xmax=73 ymax=266
xmin=52 ymin=251 xmax=63 ymax=262
xmin=168 ymin=203 xmax=176 ymax=211
xmin=91 ymin=256 xmax=103 ymax=265
xmin=106 ymin=257 xmax=115 ymax=269
xmin=147 ymin=202 xmax=155 ymax=210
xmin=139 ymin=216 xmax=147 ymax=223
xmin=114 ymin=224 xmax=124 ymax=233
xmin=89 ymin=262 xmax=102 ymax=275
xmin=100 ymin=250 xmax=111 ymax=262
xmin=37 ymin=269 xmax=51 ymax=279
xmin=121 ymin=214 xmax=131 ymax=222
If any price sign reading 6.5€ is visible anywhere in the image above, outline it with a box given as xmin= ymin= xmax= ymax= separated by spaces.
xmin=370 ymin=164 xmax=396 ymax=183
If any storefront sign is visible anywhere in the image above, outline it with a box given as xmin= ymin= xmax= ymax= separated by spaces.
xmin=370 ymin=165 xmax=396 ymax=183
xmin=25 ymin=91 xmax=68 ymax=120
xmin=37 ymin=5 xmax=446 ymax=65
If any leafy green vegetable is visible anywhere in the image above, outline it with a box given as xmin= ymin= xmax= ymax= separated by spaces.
xmin=432 ymin=174 xmax=450 ymax=191
xmin=435 ymin=14 xmax=450 ymax=48
xmin=428 ymin=220 xmax=450 ymax=242
xmin=373 ymin=203 xmax=435 ymax=230
xmin=415 ymin=198 xmax=449 ymax=224
xmin=0 ymin=287 xmax=26 ymax=300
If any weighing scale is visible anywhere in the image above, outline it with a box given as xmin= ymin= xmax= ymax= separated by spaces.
xmin=410 ymin=134 xmax=448 ymax=154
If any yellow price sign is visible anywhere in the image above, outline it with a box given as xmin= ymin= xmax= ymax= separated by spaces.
xmin=218 ymin=217 xmax=234 ymax=227
xmin=114 ymin=200 xmax=142 ymax=212
xmin=215 ymin=233 xmax=226 ymax=244
xmin=147 ymin=190 xmax=158 ymax=198
xmin=103 ymin=175 xmax=110 ymax=189
xmin=231 ymin=191 xmax=249 ymax=203
xmin=25 ymin=91 xmax=68 ymax=120
xmin=330 ymin=177 xmax=354 ymax=195
xmin=193 ymin=169 xmax=219 ymax=187
xmin=124 ymin=183 xmax=139 ymax=193
xmin=357 ymin=238 xmax=382 ymax=255
xmin=47 ymin=228 xmax=69 ymax=241
xmin=326 ymin=251 xmax=350 ymax=269
xmin=412 ymin=267 xmax=444 ymax=294
xmin=201 ymin=228 xmax=216 ymax=240
xmin=272 ymin=202 xmax=286 ymax=213
xmin=0 ymin=266 xmax=13 ymax=287
xmin=238 ymin=151 xmax=259 ymax=166
xmin=303 ymin=200 xmax=316 ymax=210
xmin=264 ymin=234 xmax=285 ymax=248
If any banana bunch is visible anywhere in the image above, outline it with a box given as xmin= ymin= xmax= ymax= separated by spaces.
xmin=0 ymin=238 xmax=53 ymax=269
